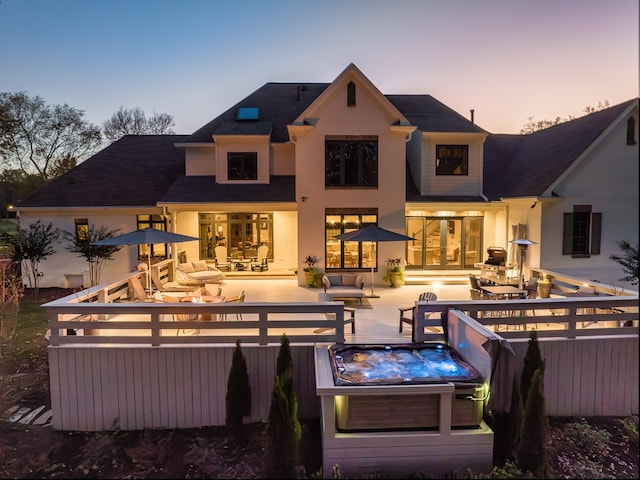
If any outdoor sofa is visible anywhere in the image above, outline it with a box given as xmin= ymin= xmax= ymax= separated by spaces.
xmin=175 ymin=261 xmax=225 ymax=286
xmin=321 ymin=274 xmax=365 ymax=303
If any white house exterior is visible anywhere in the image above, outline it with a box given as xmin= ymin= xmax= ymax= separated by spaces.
xmin=15 ymin=64 xmax=639 ymax=290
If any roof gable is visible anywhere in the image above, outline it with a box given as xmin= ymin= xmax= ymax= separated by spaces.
xmin=483 ymin=99 xmax=637 ymax=200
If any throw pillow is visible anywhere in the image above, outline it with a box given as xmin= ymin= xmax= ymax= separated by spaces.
xmin=177 ymin=262 xmax=195 ymax=273
xmin=192 ymin=260 xmax=208 ymax=272
xmin=327 ymin=274 xmax=342 ymax=286
xmin=342 ymin=274 xmax=357 ymax=286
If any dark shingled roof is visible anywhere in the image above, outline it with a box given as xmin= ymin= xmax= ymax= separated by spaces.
xmin=18 ymin=135 xmax=188 ymax=208
xmin=483 ymin=100 xmax=635 ymax=201
xmin=180 ymin=83 xmax=330 ymax=144
xmin=387 ymin=94 xmax=487 ymax=133
xmin=159 ymin=175 xmax=295 ymax=203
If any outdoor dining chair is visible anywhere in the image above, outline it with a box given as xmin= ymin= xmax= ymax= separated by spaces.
xmin=222 ymin=290 xmax=245 ymax=321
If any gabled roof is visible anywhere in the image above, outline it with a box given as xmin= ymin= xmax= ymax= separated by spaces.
xmin=180 ymin=83 xmax=330 ymax=144
xmin=483 ymin=99 xmax=636 ymax=201
xmin=18 ymin=135 xmax=188 ymax=208
xmin=387 ymin=94 xmax=487 ymax=133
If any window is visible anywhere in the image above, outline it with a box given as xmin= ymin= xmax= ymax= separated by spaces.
xmin=325 ymin=136 xmax=378 ymax=187
xmin=435 ymin=145 xmax=468 ymax=175
xmin=74 ymin=218 xmax=89 ymax=241
xmin=347 ymin=81 xmax=356 ymax=106
xmin=562 ymin=205 xmax=601 ymax=257
xmin=228 ymin=152 xmax=258 ymax=180
xmin=199 ymin=213 xmax=272 ymax=261
xmin=137 ymin=214 xmax=168 ymax=259
xmin=325 ymin=211 xmax=378 ymax=270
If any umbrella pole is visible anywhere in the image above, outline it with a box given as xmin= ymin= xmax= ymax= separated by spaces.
xmin=146 ymin=249 xmax=152 ymax=295
xmin=367 ymin=242 xmax=379 ymax=298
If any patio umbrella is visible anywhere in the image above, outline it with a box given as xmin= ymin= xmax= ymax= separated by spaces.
xmin=92 ymin=228 xmax=200 ymax=293
xmin=335 ymin=225 xmax=415 ymax=298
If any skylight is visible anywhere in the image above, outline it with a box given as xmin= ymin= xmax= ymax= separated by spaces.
xmin=237 ymin=107 xmax=260 ymax=120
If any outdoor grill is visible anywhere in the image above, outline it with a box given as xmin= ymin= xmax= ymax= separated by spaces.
xmin=484 ymin=247 xmax=506 ymax=266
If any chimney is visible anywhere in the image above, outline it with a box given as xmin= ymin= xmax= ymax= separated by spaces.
xmin=470 ymin=109 xmax=475 ymax=124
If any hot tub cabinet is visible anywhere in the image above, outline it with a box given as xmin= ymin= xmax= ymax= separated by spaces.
xmin=329 ymin=343 xmax=485 ymax=431
xmin=315 ymin=344 xmax=494 ymax=478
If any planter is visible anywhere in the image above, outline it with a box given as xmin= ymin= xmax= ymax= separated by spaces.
xmin=538 ymin=281 xmax=552 ymax=298
xmin=389 ymin=271 xmax=404 ymax=288
xmin=304 ymin=268 xmax=323 ymax=288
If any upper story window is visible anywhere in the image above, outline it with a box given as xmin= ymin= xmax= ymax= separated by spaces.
xmin=562 ymin=205 xmax=601 ymax=257
xmin=347 ymin=81 xmax=356 ymax=106
xmin=228 ymin=152 xmax=258 ymax=180
xmin=436 ymin=145 xmax=468 ymax=175
xmin=325 ymin=136 xmax=378 ymax=188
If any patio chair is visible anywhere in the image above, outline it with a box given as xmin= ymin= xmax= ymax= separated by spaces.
xmin=214 ymin=246 xmax=231 ymax=271
xmin=222 ymin=290 xmax=245 ymax=321
xmin=399 ymin=291 xmax=437 ymax=334
xmin=161 ymin=294 xmax=200 ymax=335
xmin=251 ymin=245 xmax=269 ymax=271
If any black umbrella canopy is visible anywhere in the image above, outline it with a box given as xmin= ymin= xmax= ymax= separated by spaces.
xmin=92 ymin=228 xmax=200 ymax=293
xmin=92 ymin=228 xmax=200 ymax=246
xmin=335 ymin=225 xmax=416 ymax=297
xmin=335 ymin=225 xmax=415 ymax=243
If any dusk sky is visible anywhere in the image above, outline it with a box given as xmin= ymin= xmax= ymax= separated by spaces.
xmin=1 ymin=0 xmax=638 ymax=135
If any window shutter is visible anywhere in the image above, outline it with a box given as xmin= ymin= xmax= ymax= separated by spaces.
xmin=590 ymin=213 xmax=602 ymax=254
xmin=562 ymin=213 xmax=573 ymax=255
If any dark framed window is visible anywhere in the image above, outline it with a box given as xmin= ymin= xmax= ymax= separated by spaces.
xmin=74 ymin=218 xmax=89 ymax=241
xmin=562 ymin=205 xmax=601 ymax=257
xmin=228 ymin=152 xmax=258 ymax=180
xmin=435 ymin=145 xmax=468 ymax=175
xmin=137 ymin=214 xmax=168 ymax=259
xmin=325 ymin=210 xmax=378 ymax=270
xmin=325 ymin=136 xmax=378 ymax=188
xmin=347 ymin=81 xmax=356 ymax=106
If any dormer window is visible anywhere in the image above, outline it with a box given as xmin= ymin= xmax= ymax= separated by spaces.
xmin=435 ymin=145 xmax=468 ymax=175
xmin=228 ymin=152 xmax=258 ymax=180
xmin=237 ymin=107 xmax=260 ymax=121
xmin=347 ymin=81 xmax=356 ymax=106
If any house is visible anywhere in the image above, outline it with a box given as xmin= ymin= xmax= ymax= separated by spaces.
xmin=15 ymin=64 xmax=639 ymax=290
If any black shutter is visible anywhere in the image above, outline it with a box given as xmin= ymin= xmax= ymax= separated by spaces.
xmin=590 ymin=213 xmax=602 ymax=254
xmin=562 ymin=213 xmax=573 ymax=255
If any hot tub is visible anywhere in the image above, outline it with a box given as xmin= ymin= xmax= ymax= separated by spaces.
xmin=328 ymin=343 xmax=486 ymax=431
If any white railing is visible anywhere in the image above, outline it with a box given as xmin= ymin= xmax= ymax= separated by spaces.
xmin=414 ymin=296 xmax=638 ymax=342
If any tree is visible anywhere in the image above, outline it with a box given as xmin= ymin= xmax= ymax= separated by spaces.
xmin=609 ymin=240 xmax=639 ymax=286
xmin=264 ymin=333 xmax=301 ymax=478
xmin=520 ymin=329 xmax=543 ymax=408
xmin=519 ymin=100 xmax=610 ymax=134
xmin=276 ymin=332 xmax=293 ymax=376
xmin=102 ymin=106 xmax=175 ymax=143
xmin=225 ymin=339 xmax=252 ymax=445
xmin=0 ymin=92 xmax=102 ymax=182
xmin=1 ymin=220 xmax=59 ymax=297
xmin=62 ymin=224 xmax=122 ymax=287
xmin=516 ymin=366 xmax=551 ymax=477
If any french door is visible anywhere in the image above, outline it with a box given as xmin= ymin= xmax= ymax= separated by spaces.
xmin=406 ymin=217 xmax=482 ymax=269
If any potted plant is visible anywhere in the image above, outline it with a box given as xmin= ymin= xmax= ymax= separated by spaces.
xmin=537 ymin=274 xmax=552 ymax=298
xmin=302 ymin=255 xmax=323 ymax=288
xmin=383 ymin=257 xmax=405 ymax=287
